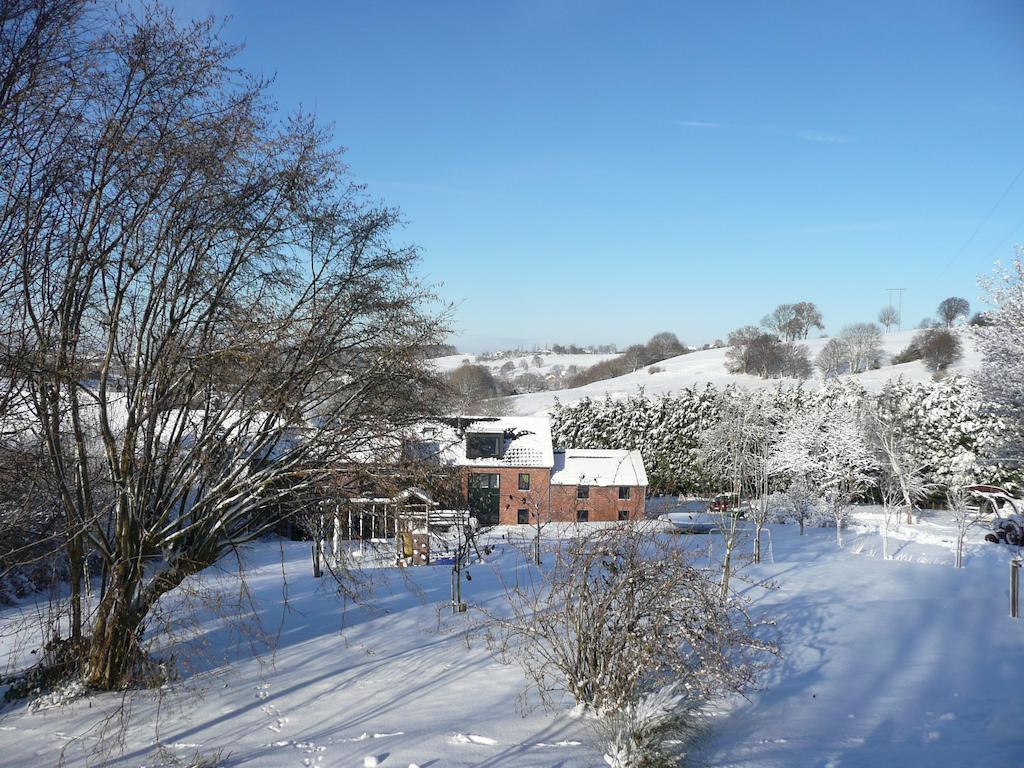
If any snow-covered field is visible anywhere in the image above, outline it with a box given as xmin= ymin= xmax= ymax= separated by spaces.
xmin=1 ymin=508 xmax=1022 ymax=767
xmin=506 ymin=329 xmax=981 ymax=415
xmin=431 ymin=351 xmax=620 ymax=377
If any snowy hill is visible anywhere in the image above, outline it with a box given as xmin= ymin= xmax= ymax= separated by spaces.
xmin=431 ymin=351 xmax=620 ymax=377
xmin=0 ymin=511 xmax=1021 ymax=766
xmin=506 ymin=329 xmax=982 ymax=415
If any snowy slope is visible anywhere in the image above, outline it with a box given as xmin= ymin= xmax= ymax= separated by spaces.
xmin=507 ymin=329 xmax=982 ymax=415
xmin=0 ymin=509 xmax=1021 ymax=767
xmin=431 ymin=351 xmax=620 ymax=376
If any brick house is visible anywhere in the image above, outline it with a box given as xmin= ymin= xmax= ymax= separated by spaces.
xmin=413 ymin=416 xmax=647 ymax=525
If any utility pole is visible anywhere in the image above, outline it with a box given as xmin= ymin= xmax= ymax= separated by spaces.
xmin=886 ymin=288 xmax=906 ymax=331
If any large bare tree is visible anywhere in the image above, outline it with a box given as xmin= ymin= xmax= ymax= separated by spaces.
xmin=1 ymin=3 xmax=447 ymax=690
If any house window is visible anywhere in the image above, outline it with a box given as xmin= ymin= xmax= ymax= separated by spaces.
xmin=618 ymin=510 xmax=629 ymax=521
xmin=518 ymin=472 xmax=531 ymax=491
xmin=618 ymin=486 xmax=631 ymax=500
xmin=577 ymin=485 xmax=589 ymax=500
xmin=576 ymin=509 xmax=589 ymax=522
xmin=517 ymin=508 xmax=529 ymax=525
xmin=468 ymin=472 xmax=499 ymax=489
xmin=466 ymin=432 xmax=503 ymax=459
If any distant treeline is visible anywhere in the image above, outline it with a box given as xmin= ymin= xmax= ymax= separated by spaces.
xmin=569 ymin=332 xmax=687 ymax=387
xmin=425 ymin=343 xmax=459 ymax=357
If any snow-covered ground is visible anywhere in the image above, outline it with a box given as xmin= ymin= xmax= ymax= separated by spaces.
xmin=506 ymin=329 xmax=981 ymax=415
xmin=1 ymin=507 xmax=1021 ymax=767
xmin=431 ymin=351 xmax=620 ymax=377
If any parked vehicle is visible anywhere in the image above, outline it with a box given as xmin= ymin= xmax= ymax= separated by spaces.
xmin=967 ymin=484 xmax=1024 ymax=546
xmin=657 ymin=499 xmax=713 ymax=533
xmin=709 ymin=492 xmax=744 ymax=517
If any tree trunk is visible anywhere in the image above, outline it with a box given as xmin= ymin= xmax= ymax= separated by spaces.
xmin=67 ymin=535 xmax=84 ymax=644
xmin=86 ymin=563 xmax=145 ymax=690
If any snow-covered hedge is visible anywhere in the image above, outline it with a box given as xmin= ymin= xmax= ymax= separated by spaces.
xmin=549 ymin=376 xmax=1017 ymax=497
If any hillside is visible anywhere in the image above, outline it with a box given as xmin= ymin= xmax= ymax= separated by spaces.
xmin=431 ymin=351 xmax=620 ymax=377
xmin=505 ymin=329 xmax=981 ymax=415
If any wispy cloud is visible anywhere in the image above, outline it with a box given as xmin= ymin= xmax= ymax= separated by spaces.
xmin=797 ymin=130 xmax=850 ymax=144
xmin=677 ymin=120 xmax=725 ymax=129
xmin=677 ymin=120 xmax=853 ymax=145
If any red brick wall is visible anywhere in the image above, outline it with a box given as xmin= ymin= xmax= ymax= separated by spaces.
xmin=549 ymin=483 xmax=646 ymax=522
xmin=462 ymin=467 xmax=552 ymax=526
xmin=461 ymin=468 xmax=647 ymax=524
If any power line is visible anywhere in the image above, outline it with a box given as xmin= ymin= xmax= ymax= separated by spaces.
xmin=886 ymin=288 xmax=905 ymax=331
xmin=982 ymin=215 xmax=1024 ymax=261
xmin=945 ymin=163 xmax=1024 ymax=270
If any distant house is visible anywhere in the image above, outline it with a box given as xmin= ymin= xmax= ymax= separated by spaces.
xmin=411 ymin=416 xmax=647 ymax=525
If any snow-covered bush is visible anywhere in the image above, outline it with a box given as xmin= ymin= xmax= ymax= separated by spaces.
xmin=485 ymin=526 xmax=773 ymax=716
xmin=768 ymin=480 xmax=821 ymax=534
xmin=598 ymin=683 xmax=691 ymax=768
xmin=975 ymin=251 xmax=1024 ymax=466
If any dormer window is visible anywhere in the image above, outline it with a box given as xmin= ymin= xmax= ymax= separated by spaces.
xmin=466 ymin=432 xmax=503 ymax=459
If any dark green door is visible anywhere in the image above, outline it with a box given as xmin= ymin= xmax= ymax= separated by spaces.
xmin=468 ymin=472 xmax=500 ymax=525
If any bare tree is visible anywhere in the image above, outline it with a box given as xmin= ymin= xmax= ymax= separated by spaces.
xmin=779 ymin=342 xmax=813 ymax=379
xmin=865 ymin=400 xmax=931 ymax=538
xmin=645 ymin=331 xmax=686 ymax=361
xmin=449 ymin=364 xmax=501 ymax=409
xmin=916 ymin=328 xmax=962 ymax=372
xmin=839 ymin=323 xmax=883 ymax=373
xmin=727 ymin=393 xmax=785 ymax=564
xmin=698 ymin=394 xmax=759 ymax=595
xmin=1 ymin=5 xmax=447 ymax=691
xmin=761 ymin=304 xmax=801 ymax=341
xmin=938 ymin=296 xmax=970 ymax=326
xmin=793 ymin=301 xmax=825 ymax=338
xmin=878 ymin=305 xmax=900 ymax=333
xmin=762 ymin=302 xmax=823 ymax=341
xmin=815 ymin=338 xmax=847 ymax=378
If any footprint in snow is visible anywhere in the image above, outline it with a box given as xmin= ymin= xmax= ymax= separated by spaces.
xmin=451 ymin=733 xmax=498 ymax=746
xmin=266 ymin=717 xmax=288 ymax=733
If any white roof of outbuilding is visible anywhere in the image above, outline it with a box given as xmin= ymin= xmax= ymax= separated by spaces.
xmin=550 ymin=449 xmax=648 ymax=487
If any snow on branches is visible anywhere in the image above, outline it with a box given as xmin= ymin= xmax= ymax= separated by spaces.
xmin=549 ymin=375 xmax=1016 ymax=503
xmin=775 ymin=396 xmax=876 ymax=546
xmin=975 ymin=250 xmax=1024 ymax=465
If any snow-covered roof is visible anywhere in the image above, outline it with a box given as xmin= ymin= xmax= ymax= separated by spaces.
xmin=550 ymin=449 xmax=648 ymax=487
xmin=412 ymin=416 xmax=555 ymax=468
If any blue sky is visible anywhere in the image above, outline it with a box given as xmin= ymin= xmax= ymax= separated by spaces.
xmin=169 ymin=0 xmax=1024 ymax=351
